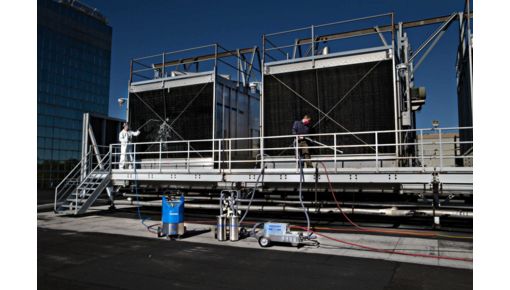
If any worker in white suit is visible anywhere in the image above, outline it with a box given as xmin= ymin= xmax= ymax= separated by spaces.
xmin=119 ymin=122 xmax=141 ymax=169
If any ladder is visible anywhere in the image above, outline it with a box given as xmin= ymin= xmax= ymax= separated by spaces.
xmin=55 ymin=151 xmax=112 ymax=215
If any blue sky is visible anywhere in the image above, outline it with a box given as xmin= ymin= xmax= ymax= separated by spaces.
xmin=81 ymin=0 xmax=472 ymax=129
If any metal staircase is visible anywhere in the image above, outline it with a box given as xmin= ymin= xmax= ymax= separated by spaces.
xmin=55 ymin=151 xmax=112 ymax=215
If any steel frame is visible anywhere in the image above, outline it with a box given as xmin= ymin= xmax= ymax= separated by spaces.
xmin=129 ymin=44 xmax=261 ymax=88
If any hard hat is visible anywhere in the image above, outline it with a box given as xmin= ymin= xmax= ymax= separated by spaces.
xmin=123 ymin=122 xmax=129 ymax=127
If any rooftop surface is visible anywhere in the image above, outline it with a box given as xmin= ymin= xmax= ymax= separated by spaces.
xmin=38 ymin=202 xmax=473 ymax=289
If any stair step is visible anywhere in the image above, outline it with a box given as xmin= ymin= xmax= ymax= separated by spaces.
xmin=76 ymin=187 xmax=96 ymax=191
xmin=60 ymin=205 xmax=82 ymax=209
xmin=66 ymin=199 xmax=87 ymax=203
xmin=57 ymin=210 xmax=79 ymax=215
xmin=71 ymin=193 xmax=92 ymax=196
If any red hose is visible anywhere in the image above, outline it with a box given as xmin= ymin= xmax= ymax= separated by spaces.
xmin=147 ymin=223 xmax=160 ymax=234
xmin=185 ymin=219 xmax=472 ymax=261
xmin=316 ymin=161 xmax=450 ymax=238
xmin=293 ymin=225 xmax=472 ymax=262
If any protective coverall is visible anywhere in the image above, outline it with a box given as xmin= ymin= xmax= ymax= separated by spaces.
xmin=119 ymin=129 xmax=141 ymax=169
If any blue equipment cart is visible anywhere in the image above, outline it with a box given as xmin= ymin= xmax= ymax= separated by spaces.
xmin=158 ymin=195 xmax=186 ymax=239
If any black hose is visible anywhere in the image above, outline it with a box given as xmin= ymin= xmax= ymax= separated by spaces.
xmin=239 ymin=166 xmax=265 ymax=224
xmin=251 ymin=222 xmax=264 ymax=240
xmin=298 ymin=154 xmax=311 ymax=236
xmin=219 ymin=194 xmax=224 ymax=216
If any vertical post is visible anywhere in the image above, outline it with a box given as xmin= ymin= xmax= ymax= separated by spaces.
xmin=129 ymin=59 xmax=133 ymax=85
xmin=134 ymin=143 xmax=137 ymax=170
xmin=420 ymin=129 xmax=424 ymax=170
xmin=439 ymin=128 xmax=443 ymax=170
xmin=261 ymin=36 xmax=265 ymax=169
xmin=187 ymin=142 xmax=190 ymax=173
xmin=159 ymin=142 xmax=162 ymax=172
xmin=75 ymin=183 xmax=78 ymax=214
xmin=391 ymin=11 xmax=395 ymax=44
xmin=218 ymin=140 xmax=222 ymax=173
xmin=89 ymin=145 xmax=92 ymax=174
xmin=81 ymin=113 xmax=89 ymax=181
xmin=212 ymin=43 xmax=218 ymax=171
xmin=162 ymin=53 xmax=165 ymax=78
xmin=295 ymin=136 xmax=299 ymax=171
xmin=334 ymin=134 xmax=337 ymax=173
xmin=375 ymin=132 xmax=379 ymax=171
xmin=229 ymin=139 xmax=232 ymax=173
xmin=311 ymin=25 xmax=315 ymax=68
xmin=109 ymin=144 xmax=112 ymax=170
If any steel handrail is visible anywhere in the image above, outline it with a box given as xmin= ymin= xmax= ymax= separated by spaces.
xmin=107 ymin=127 xmax=473 ymax=172
xmin=54 ymin=151 xmax=92 ymax=211
xmin=74 ymin=152 xmax=112 ymax=209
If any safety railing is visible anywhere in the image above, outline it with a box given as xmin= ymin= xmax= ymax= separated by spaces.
xmin=54 ymin=151 xmax=91 ymax=211
xmin=109 ymin=127 xmax=473 ymax=174
xmin=263 ymin=12 xmax=394 ymax=64
xmin=130 ymin=43 xmax=261 ymax=87
xmin=72 ymin=152 xmax=112 ymax=214
xmin=54 ymin=145 xmax=111 ymax=211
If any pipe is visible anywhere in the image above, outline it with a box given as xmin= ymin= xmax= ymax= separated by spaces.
xmin=39 ymin=202 xmax=63 ymax=210
xmin=41 ymin=199 xmax=110 ymax=211
xmin=121 ymin=194 xmax=472 ymax=209
xmin=112 ymin=200 xmax=473 ymax=218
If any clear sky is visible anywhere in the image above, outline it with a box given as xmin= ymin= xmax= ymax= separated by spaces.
xmin=81 ymin=0 xmax=472 ymax=129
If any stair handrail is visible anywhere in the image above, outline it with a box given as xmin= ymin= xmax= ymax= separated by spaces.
xmin=74 ymin=152 xmax=112 ymax=211
xmin=54 ymin=151 xmax=92 ymax=211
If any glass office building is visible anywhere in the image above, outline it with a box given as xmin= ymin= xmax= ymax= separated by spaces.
xmin=37 ymin=0 xmax=112 ymax=188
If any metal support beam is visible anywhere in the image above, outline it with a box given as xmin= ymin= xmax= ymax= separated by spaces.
xmin=413 ymin=29 xmax=447 ymax=73
xmin=153 ymin=47 xmax=257 ymax=69
xmin=296 ymin=12 xmax=473 ymax=45
xmin=81 ymin=113 xmax=89 ymax=181
xmin=374 ymin=26 xmax=388 ymax=46
xmin=88 ymin=125 xmax=103 ymax=170
xmin=408 ymin=13 xmax=457 ymax=63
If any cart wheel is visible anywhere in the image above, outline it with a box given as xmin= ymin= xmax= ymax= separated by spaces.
xmin=157 ymin=227 xmax=163 ymax=238
xmin=183 ymin=226 xmax=187 ymax=235
xmin=259 ymin=236 xmax=271 ymax=247
xmin=214 ymin=228 xmax=218 ymax=239
xmin=291 ymin=242 xmax=299 ymax=247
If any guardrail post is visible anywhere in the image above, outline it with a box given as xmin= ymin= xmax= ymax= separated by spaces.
xmin=109 ymin=144 xmax=112 ymax=171
xmin=218 ymin=140 xmax=222 ymax=173
xmin=187 ymin=142 xmax=190 ymax=173
xmin=333 ymin=134 xmax=338 ymax=173
xmin=420 ymin=129 xmax=424 ymax=170
xmin=439 ymin=128 xmax=443 ymax=170
xmin=134 ymin=144 xmax=137 ymax=169
xmin=159 ymin=142 xmax=162 ymax=172
xmin=334 ymin=134 xmax=337 ymax=173
xmin=89 ymin=145 xmax=92 ymax=175
xmin=295 ymin=136 xmax=299 ymax=171
xmin=229 ymin=139 xmax=232 ymax=173
xmin=311 ymin=25 xmax=315 ymax=67
xmin=375 ymin=132 xmax=379 ymax=171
